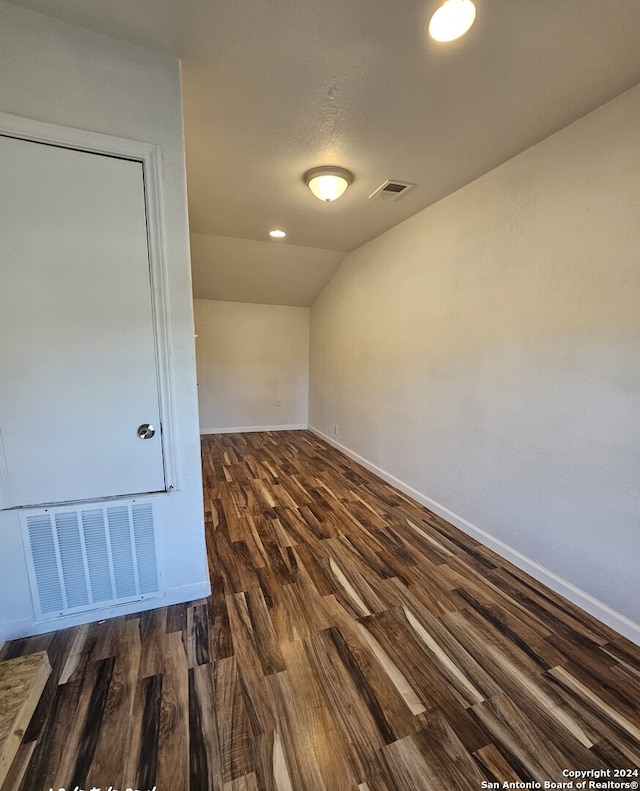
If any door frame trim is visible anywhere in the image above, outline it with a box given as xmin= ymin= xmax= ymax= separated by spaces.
xmin=0 ymin=111 xmax=179 ymax=497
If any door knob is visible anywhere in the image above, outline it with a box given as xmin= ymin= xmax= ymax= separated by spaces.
xmin=137 ymin=423 xmax=155 ymax=439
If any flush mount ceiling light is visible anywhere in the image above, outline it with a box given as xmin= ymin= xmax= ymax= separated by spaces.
xmin=304 ymin=166 xmax=353 ymax=202
xmin=269 ymin=229 xmax=286 ymax=238
xmin=428 ymin=0 xmax=476 ymax=42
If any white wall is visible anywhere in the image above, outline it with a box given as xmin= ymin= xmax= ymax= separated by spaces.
xmin=0 ymin=3 xmax=209 ymax=641
xmin=310 ymin=84 xmax=640 ymax=642
xmin=194 ymin=300 xmax=309 ymax=433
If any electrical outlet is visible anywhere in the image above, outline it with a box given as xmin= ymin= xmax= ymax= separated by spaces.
xmin=334 ymin=424 xmax=339 ymax=436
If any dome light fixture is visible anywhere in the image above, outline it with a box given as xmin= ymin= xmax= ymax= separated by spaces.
xmin=269 ymin=229 xmax=287 ymax=238
xmin=428 ymin=0 xmax=476 ymax=42
xmin=304 ymin=166 xmax=353 ymax=202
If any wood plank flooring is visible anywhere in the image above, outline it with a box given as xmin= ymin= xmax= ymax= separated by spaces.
xmin=1 ymin=429 xmax=639 ymax=790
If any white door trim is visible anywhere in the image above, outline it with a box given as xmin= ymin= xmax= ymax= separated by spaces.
xmin=0 ymin=111 xmax=179 ymax=495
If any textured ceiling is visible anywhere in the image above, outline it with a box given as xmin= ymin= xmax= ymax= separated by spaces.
xmin=7 ymin=0 xmax=640 ymax=304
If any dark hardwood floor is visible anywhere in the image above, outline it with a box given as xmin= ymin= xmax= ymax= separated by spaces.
xmin=1 ymin=429 xmax=639 ymax=790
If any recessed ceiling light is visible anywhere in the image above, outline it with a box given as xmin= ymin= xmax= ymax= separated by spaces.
xmin=269 ymin=229 xmax=286 ymax=238
xmin=428 ymin=0 xmax=476 ymax=42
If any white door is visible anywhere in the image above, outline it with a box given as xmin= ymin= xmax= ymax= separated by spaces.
xmin=0 ymin=135 xmax=166 ymax=508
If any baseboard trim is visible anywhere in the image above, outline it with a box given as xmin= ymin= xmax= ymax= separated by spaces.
xmin=309 ymin=426 xmax=640 ymax=646
xmin=200 ymin=424 xmax=308 ymax=435
xmin=0 ymin=581 xmax=211 ymax=643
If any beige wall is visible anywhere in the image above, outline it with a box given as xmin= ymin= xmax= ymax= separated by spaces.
xmin=0 ymin=3 xmax=208 ymax=640
xmin=310 ymin=84 xmax=640 ymax=640
xmin=194 ymin=300 xmax=309 ymax=433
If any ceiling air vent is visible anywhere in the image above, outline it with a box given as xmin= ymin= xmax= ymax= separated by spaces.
xmin=369 ymin=179 xmax=415 ymax=202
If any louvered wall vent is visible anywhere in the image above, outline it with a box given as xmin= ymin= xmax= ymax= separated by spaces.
xmin=369 ymin=179 xmax=415 ymax=201
xmin=21 ymin=500 xmax=160 ymax=621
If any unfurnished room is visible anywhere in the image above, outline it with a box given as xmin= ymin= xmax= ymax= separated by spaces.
xmin=0 ymin=1 xmax=639 ymax=789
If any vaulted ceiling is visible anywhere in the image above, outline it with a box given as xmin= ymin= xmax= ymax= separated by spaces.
xmin=8 ymin=0 xmax=640 ymax=305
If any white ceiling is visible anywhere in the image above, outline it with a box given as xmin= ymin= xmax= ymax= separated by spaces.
xmin=7 ymin=0 xmax=640 ymax=305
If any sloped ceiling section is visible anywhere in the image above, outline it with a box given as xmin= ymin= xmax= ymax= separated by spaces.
xmin=190 ymin=234 xmax=345 ymax=307
xmin=6 ymin=0 xmax=640 ymax=305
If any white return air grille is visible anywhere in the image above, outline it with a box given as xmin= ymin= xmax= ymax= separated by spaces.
xmin=21 ymin=501 xmax=160 ymax=620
